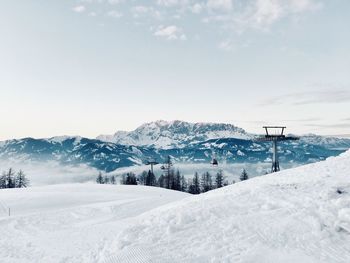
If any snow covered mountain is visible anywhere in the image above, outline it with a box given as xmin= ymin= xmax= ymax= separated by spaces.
xmin=0 ymin=121 xmax=349 ymax=174
xmin=0 ymin=136 xmax=345 ymax=173
xmin=97 ymin=120 xmax=252 ymax=148
xmin=300 ymin=134 xmax=350 ymax=150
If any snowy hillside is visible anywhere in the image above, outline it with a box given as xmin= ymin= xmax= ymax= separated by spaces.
xmin=97 ymin=120 xmax=252 ymax=148
xmin=1 ymin=152 xmax=349 ymax=262
xmin=103 ymin=150 xmax=350 ymax=263
xmin=0 ymin=184 xmax=189 ymax=262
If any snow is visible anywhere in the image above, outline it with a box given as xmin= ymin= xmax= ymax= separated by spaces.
xmin=1 ymin=151 xmax=350 ymax=262
xmin=97 ymin=120 xmax=252 ymax=148
xmin=107 ymin=150 xmax=350 ymax=262
xmin=0 ymin=184 xmax=189 ymax=262
xmin=48 ymin=136 xmax=82 ymax=144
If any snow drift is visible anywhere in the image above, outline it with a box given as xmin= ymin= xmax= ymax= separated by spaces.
xmin=104 ymin=150 xmax=350 ymax=263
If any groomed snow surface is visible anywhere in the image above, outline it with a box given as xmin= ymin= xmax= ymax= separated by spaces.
xmin=0 ymin=185 xmax=188 ymax=262
xmin=1 ymin=151 xmax=350 ymax=262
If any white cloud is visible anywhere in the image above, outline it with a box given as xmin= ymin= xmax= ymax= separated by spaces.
xmin=73 ymin=5 xmax=86 ymax=13
xmin=207 ymin=0 xmax=233 ymax=12
xmin=191 ymin=3 xmax=202 ymax=14
xmin=154 ymin=25 xmax=187 ymax=40
xmin=252 ymin=0 xmax=283 ymax=26
xmin=247 ymin=0 xmax=322 ymax=28
xmin=218 ymin=39 xmax=235 ymax=51
xmin=71 ymin=0 xmax=323 ymax=48
xmin=108 ymin=0 xmax=125 ymax=4
xmin=107 ymin=10 xmax=123 ymax=18
xmin=131 ymin=5 xmax=162 ymax=19
xmin=157 ymin=0 xmax=190 ymax=7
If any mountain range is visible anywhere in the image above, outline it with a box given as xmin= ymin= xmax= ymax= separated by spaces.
xmin=0 ymin=120 xmax=349 ymax=173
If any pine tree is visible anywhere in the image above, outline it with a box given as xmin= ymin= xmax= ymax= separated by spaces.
xmin=125 ymin=172 xmax=137 ymax=185
xmin=139 ymin=171 xmax=148 ymax=185
xmin=201 ymin=172 xmax=213 ymax=193
xmin=168 ymin=169 xmax=175 ymax=190
xmin=110 ymin=175 xmax=116 ymax=185
xmin=180 ymin=175 xmax=187 ymax=192
xmin=215 ymin=170 xmax=224 ymax=189
xmin=240 ymin=169 xmax=249 ymax=181
xmin=145 ymin=170 xmax=156 ymax=186
xmin=16 ymin=170 xmax=29 ymax=188
xmin=158 ymin=174 xmax=165 ymax=188
xmin=120 ymin=174 xmax=126 ymax=185
xmin=192 ymin=172 xmax=201 ymax=194
xmin=188 ymin=182 xmax=195 ymax=194
xmin=5 ymin=168 xmax=16 ymax=188
xmin=0 ymin=172 xmax=6 ymax=189
xmin=172 ymin=169 xmax=181 ymax=191
xmin=96 ymin=172 xmax=104 ymax=184
xmin=104 ymin=176 xmax=110 ymax=184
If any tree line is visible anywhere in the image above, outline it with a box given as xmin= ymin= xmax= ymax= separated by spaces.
xmin=96 ymin=167 xmax=249 ymax=195
xmin=0 ymin=168 xmax=30 ymax=189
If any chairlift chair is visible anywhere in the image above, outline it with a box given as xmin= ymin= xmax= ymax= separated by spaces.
xmin=211 ymin=158 xmax=219 ymax=166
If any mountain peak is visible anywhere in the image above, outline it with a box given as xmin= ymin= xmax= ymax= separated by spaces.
xmin=97 ymin=120 xmax=251 ymax=148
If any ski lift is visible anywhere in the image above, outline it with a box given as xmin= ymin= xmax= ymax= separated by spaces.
xmin=211 ymin=158 xmax=218 ymax=166
xmin=210 ymin=151 xmax=219 ymax=166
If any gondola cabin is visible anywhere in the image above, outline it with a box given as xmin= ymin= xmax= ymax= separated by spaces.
xmin=211 ymin=158 xmax=218 ymax=166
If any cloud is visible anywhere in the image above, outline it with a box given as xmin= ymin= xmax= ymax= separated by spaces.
xmin=283 ymin=118 xmax=322 ymax=122
xmin=154 ymin=25 xmax=187 ymax=40
xmin=259 ymin=88 xmax=350 ymax=106
xmin=207 ymin=0 xmax=233 ymax=12
xmin=156 ymin=0 xmax=188 ymax=7
xmin=107 ymin=10 xmax=123 ymax=18
xmin=191 ymin=3 xmax=203 ymax=14
xmin=72 ymin=5 xmax=86 ymax=13
xmin=131 ymin=5 xmax=162 ymax=19
xmin=306 ymin=123 xmax=350 ymax=129
xmin=108 ymin=0 xmax=125 ymax=4
xmin=72 ymin=0 xmax=323 ymax=47
xmin=0 ymin=159 xmax=99 ymax=186
xmin=218 ymin=39 xmax=235 ymax=51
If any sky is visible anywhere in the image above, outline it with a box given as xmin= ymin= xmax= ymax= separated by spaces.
xmin=0 ymin=0 xmax=349 ymax=140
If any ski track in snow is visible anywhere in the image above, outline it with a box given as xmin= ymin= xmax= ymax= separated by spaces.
xmin=0 ymin=185 xmax=189 ymax=263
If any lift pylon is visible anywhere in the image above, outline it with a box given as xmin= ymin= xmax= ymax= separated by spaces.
xmin=257 ymin=126 xmax=299 ymax=173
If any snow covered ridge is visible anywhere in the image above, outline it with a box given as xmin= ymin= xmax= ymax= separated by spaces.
xmin=104 ymin=150 xmax=350 ymax=263
xmin=0 ymin=120 xmax=349 ymax=174
xmin=97 ymin=120 xmax=253 ymax=148
xmin=0 ymin=136 xmax=346 ymax=174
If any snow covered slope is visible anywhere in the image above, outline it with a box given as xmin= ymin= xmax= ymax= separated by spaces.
xmin=0 ymin=184 xmax=189 ymax=263
xmin=97 ymin=120 xmax=251 ymax=148
xmin=104 ymin=150 xmax=350 ymax=263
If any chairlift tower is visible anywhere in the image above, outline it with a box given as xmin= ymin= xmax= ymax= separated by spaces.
xmin=161 ymin=156 xmax=173 ymax=189
xmin=257 ymin=126 xmax=299 ymax=173
xmin=146 ymin=158 xmax=159 ymax=175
